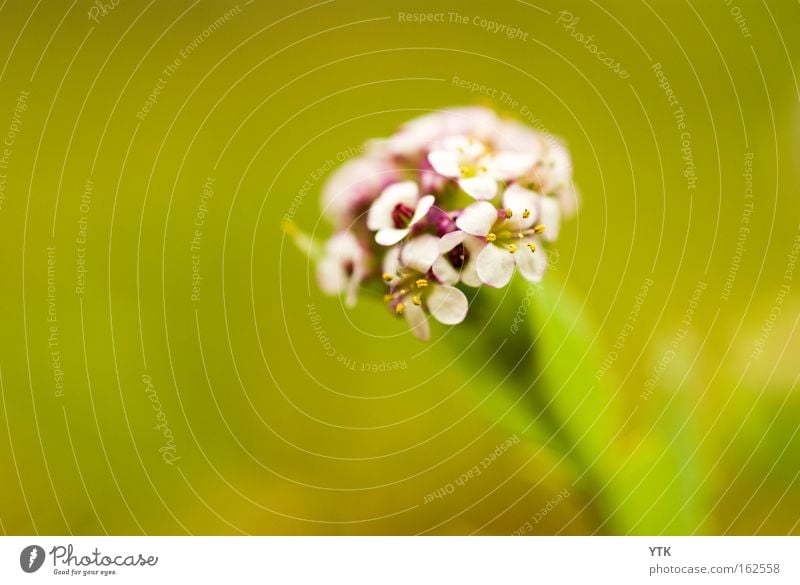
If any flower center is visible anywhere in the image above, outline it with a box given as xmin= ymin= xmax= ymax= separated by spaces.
xmin=391 ymin=203 xmax=414 ymax=228
xmin=448 ymin=243 xmax=469 ymax=269
xmin=382 ymin=271 xmax=430 ymax=316
xmin=459 ymin=164 xmax=477 ymax=178
xmin=459 ymin=163 xmax=487 ymax=178
xmin=486 ymin=223 xmax=547 ymax=253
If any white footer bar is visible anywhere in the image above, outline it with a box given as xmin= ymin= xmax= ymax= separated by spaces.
xmin=1 ymin=536 xmax=797 ymax=584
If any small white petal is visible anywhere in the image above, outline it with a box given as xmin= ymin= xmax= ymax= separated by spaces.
xmin=409 ymin=194 xmax=435 ymax=225
xmin=401 ymin=234 xmax=439 ymax=273
xmin=427 ymin=150 xmax=461 ymax=177
xmin=476 ymin=243 xmax=515 ymax=288
xmin=441 ymin=135 xmax=474 ymax=153
xmin=326 ymin=231 xmax=360 ymax=256
xmin=502 ymin=184 xmax=539 ymax=230
xmin=375 ymin=227 xmax=410 ymax=246
xmin=317 ymin=231 xmax=363 ymax=298
xmin=547 ymin=143 xmax=572 ymax=187
xmin=316 ymin=257 xmax=345 ymax=295
xmin=345 ymin=273 xmax=360 ymax=307
xmin=460 ymin=258 xmax=482 ymax=287
xmin=427 ymin=285 xmax=469 ymax=325
xmin=460 ymin=137 xmax=488 ymax=160
xmin=366 ymin=197 xmax=394 ymax=231
xmin=515 ymin=238 xmax=548 ymax=282
xmin=460 ymin=237 xmax=486 ymax=287
xmin=382 ymin=245 xmax=401 ymax=278
xmin=439 ymin=230 xmax=466 ymax=253
xmin=459 ymin=175 xmax=498 ymax=200
xmin=321 ymin=156 xmax=395 ymax=227
xmin=558 ymin=183 xmax=579 ymax=218
xmin=490 ymin=151 xmax=536 ymax=180
xmin=456 ymin=201 xmax=497 ymax=236
xmin=404 ymin=302 xmax=430 ymax=341
xmin=432 ymin=256 xmax=460 ymax=285
xmin=380 ymin=180 xmax=419 ymax=202
xmin=538 ymin=196 xmax=561 ymax=242
xmin=366 ymin=181 xmax=419 ymax=230
xmin=456 ymin=201 xmax=497 ymax=237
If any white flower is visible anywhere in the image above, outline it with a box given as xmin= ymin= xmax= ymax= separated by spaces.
xmin=540 ymin=141 xmax=573 ymax=194
xmin=316 ymin=231 xmax=368 ymax=307
xmin=366 ymin=181 xmax=435 ymax=246
xmin=427 ymin=136 xmax=499 ymax=200
xmin=511 ymin=139 xmax=577 ymax=218
xmin=396 ymin=232 xmax=479 ymax=287
xmin=454 ymin=185 xmax=551 ymax=287
xmin=436 ymin=231 xmax=484 ymax=287
xmin=542 ymin=141 xmax=579 ymax=219
xmin=402 ymin=285 xmax=469 ymax=341
xmin=321 ymin=155 xmax=397 ymax=228
xmin=382 ymin=239 xmax=469 ymax=341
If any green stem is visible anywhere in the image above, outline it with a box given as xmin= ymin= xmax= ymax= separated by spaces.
xmin=449 ymin=285 xmax=609 ymax=532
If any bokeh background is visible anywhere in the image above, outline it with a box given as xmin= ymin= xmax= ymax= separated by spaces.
xmin=0 ymin=0 xmax=798 ymax=535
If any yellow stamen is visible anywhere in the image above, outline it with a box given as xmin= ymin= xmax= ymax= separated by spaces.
xmin=412 ymin=295 xmax=421 ymax=306
xmin=486 ymin=233 xmax=497 ymax=242
xmin=507 ymin=244 xmax=517 ymax=254
xmin=383 ymin=293 xmax=393 ymax=302
xmin=382 ymin=273 xmax=393 ymax=282
xmin=533 ymin=224 xmax=545 ymax=234
xmin=415 ymin=278 xmax=429 ymax=288
xmin=505 ymin=208 xmax=513 ymax=218
xmin=522 ymin=209 xmax=530 ymax=219
xmin=527 ymin=242 xmax=537 ymax=252
xmin=395 ymin=303 xmax=405 ymax=315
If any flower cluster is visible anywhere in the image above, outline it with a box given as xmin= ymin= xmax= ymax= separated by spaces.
xmin=303 ymin=106 xmax=575 ymax=340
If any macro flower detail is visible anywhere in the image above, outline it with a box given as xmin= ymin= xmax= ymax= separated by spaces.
xmin=290 ymin=106 xmax=576 ymax=339
xmin=437 ymin=230 xmax=484 ymax=287
xmin=321 ymin=155 xmax=397 ymax=229
xmin=454 ymin=185 xmax=550 ymax=287
xmin=366 ymin=181 xmax=436 ymax=246
xmin=382 ymin=242 xmax=468 ymax=341
xmin=427 ymin=135 xmax=499 ymax=200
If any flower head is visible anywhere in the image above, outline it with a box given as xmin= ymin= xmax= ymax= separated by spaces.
xmin=294 ymin=106 xmax=575 ymax=340
xmin=382 ymin=240 xmax=468 ymax=340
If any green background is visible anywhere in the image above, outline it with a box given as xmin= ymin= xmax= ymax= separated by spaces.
xmin=0 ymin=0 xmax=798 ymax=534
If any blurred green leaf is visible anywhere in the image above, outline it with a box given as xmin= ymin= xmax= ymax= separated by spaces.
xmin=526 ymin=275 xmax=711 ymax=534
